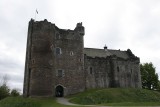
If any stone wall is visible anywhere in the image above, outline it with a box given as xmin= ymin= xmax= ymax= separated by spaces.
xmin=84 ymin=56 xmax=111 ymax=89
xmin=24 ymin=19 xmax=85 ymax=97
xmin=54 ymin=23 xmax=85 ymax=96
xmin=84 ymin=56 xmax=142 ymax=89
xmin=24 ymin=19 xmax=55 ymax=97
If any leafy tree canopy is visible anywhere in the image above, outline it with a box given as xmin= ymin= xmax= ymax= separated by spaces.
xmin=140 ymin=62 xmax=159 ymax=90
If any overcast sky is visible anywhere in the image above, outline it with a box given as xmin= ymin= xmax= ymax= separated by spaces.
xmin=0 ymin=0 xmax=160 ymax=92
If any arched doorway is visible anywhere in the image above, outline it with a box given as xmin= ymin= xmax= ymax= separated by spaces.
xmin=55 ymin=85 xmax=64 ymax=97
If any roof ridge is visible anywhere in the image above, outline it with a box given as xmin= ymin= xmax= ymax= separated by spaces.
xmin=84 ymin=47 xmax=126 ymax=52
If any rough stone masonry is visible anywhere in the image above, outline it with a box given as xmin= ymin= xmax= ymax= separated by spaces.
xmin=23 ymin=19 xmax=142 ymax=97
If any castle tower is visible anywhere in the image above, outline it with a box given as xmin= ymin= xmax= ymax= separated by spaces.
xmin=23 ymin=19 xmax=85 ymax=97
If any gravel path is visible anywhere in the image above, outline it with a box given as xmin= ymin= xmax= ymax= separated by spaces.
xmin=56 ymin=98 xmax=79 ymax=106
xmin=56 ymin=98 xmax=160 ymax=107
xmin=56 ymin=97 xmax=109 ymax=107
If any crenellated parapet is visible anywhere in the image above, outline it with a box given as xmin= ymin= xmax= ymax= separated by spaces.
xmin=74 ymin=22 xmax=85 ymax=36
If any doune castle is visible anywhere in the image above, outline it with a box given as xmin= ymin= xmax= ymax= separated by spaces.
xmin=23 ymin=19 xmax=142 ymax=97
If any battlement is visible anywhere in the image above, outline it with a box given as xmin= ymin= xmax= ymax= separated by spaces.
xmin=76 ymin=22 xmax=83 ymax=27
xmin=30 ymin=18 xmax=50 ymax=23
xmin=74 ymin=22 xmax=85 ymax=36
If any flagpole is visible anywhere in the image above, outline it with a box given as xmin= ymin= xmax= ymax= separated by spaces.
xmin=35 ymin=9 xmax=38 ymax=21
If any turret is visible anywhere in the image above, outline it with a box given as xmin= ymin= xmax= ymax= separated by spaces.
xmin=74 ymin=22 xmax=85 ymax=36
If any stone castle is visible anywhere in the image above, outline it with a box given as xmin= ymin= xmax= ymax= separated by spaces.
xmin=23 ymin=19 xmax=142 ymax=97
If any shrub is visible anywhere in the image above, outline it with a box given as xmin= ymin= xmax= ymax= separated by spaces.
xmin=0 ymin=84 xmax=10 ymax=100
xmin=11 ymin=89 xmax=20 ymax=97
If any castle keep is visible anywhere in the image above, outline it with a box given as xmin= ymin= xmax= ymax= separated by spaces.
xmin=23 ymin=19 xmax=142 ymax=97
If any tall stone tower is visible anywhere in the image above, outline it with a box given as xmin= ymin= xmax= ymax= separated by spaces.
xmin=23 ymin=19 xmax=85 ymax=97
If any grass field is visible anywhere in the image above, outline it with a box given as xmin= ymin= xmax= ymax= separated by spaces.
xmin=1 ymin=88 xmax=160 ymax=106
xmin=69 ymin=88 xmax=160 ymax=106
xmin=0 ymin=97 xmax=83 ymax=107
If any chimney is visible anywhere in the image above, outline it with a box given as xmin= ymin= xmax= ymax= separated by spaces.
xmin=104 ymin=45 xmax=107 ymax=51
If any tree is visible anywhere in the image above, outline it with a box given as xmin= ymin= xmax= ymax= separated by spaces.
xmin=140 ymin=62 xmax=159 ymax=90
xmin=0 ymin=75 xmax=10 ymax=100
xmin=11 ymin=88 xmax=20 ymax=97
xmin=0 ymin=84 xmax=10 ymax=100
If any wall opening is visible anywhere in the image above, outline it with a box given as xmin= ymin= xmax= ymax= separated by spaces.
xmin=117 ymin=66 xmax=120 ymax=72
xmin=55 ymin=85 xmax=64 ymax=97
xmin=56 ymin=70 xmax=65 ymax=77
xmin=70 ymin=51 xmax=74 ymax=56
xmin=56 ymin=48 xmax=62 ymax=55
xmin=90 ymin=67 xmax=93 ymax=74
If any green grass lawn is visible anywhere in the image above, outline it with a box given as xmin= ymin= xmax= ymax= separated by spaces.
xmin=69 ymin=88 xmax=160 ymax=106
xmin=1 ymin=88 xmax=160 ymax=107
xmin=0 ymin=97 xmax=83 ymax=107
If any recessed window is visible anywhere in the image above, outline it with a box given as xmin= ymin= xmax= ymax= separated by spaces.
xmin=56 ymin=33 xmax=60 ymax=39
xmin=117 ymin=66 xmax=120 ymax=72
xmin=70 ymin=51 xmax=74 ymax=56
xmin=90 ymin=67 xmax=93 ymax=74
xmin=56 ymin=70 xmax=64 ymax=77
xmin=56 ymin=48 xmax=62 ymax=55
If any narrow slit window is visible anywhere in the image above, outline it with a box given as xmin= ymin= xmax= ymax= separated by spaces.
xmin=90 ymin=67 xmax=93 ymax=74
xmin=70 ymin=51 xmax=74 ymax=56
xmin=117 ymin=66 xmax=120 ymax=72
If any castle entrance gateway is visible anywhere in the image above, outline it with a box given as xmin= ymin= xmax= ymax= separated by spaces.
xmin=55 ymin=85 xmax=64 ymax=97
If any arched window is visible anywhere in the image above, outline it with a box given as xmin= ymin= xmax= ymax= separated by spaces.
xmin=56 ymin=48 xmax=62 ymax=55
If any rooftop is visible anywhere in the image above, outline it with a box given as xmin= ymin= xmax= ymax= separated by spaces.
xmin=84 ymin=48 xmax=130 ymax=59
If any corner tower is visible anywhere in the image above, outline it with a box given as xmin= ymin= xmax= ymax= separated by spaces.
xmin=23 ymin=19 xmax=85 ymax=97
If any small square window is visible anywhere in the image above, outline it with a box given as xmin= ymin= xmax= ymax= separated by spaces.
xmin=58 ymin=70 xmax=62 ymax=77
xmin=56 ymin=70 xmax=64 ymax=77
